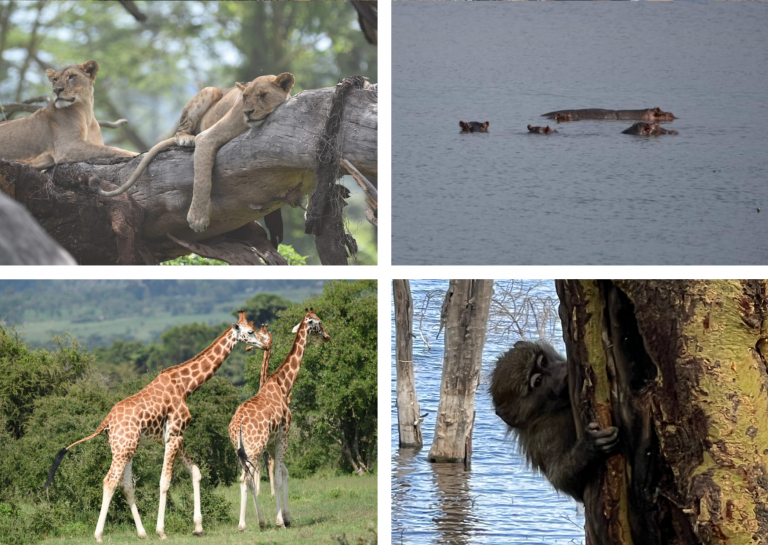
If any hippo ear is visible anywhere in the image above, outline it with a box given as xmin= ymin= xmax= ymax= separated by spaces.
xmin=484 ymin=121 xmax=490 ymax=128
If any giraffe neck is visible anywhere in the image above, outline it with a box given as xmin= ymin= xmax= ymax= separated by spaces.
xmin=173 ymin=326 xmax=238 ymax=399
xmin=270 ymin=317 xmax=309 ymax=397
xmin=259 ymin=347 xmax=271 ymax=391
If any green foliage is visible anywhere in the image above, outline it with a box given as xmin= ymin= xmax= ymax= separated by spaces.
xmin=0 ymin=327 xmax=94 ymax=439
xmin=233 ymin=293 xmax=292 ymax=327
xmin=161 ymin=254 xmax=228 ymax=266
xmin=245 ymin=280 xmax=377 ymax=475
xmin=278 ymin=244 xmax=308 ymax=266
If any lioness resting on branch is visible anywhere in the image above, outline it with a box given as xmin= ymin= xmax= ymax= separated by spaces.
xmin=0 ymin=60 xmax=138 ymax=169
xmin=91 ymin=73 xmax=296 ymax=233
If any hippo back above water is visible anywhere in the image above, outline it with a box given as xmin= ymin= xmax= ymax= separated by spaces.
xmin=621 ymin=122 xmax=679 ymax=136
xmin=460 ymin=121 xmax=490 ymax=133
xmin=542 ymin=107 xmax=676 ymax=122
xmin=527 ymin=125 xmax=557 ymax=134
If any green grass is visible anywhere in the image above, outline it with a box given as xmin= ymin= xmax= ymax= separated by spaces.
xmin=39 ymin=474 xmax=376 ymax=544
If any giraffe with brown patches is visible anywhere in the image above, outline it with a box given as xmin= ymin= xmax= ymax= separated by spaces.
xmin=246 ymin=322 xmax=276 ymax=496
xmin=229 ymin=308 xmax=331 ymax=531
xmin=43 ymin=311 xmax=268 ymax=543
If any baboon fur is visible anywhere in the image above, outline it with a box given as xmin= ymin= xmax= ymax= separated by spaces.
xmin=489 ymin=340 xmax=619 ymax=502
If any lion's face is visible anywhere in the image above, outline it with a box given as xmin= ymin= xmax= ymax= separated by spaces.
xmin=46 ymin=60 xmax=98 ymax=109
xmin=235 ymin=73 xmax=295 ymax=129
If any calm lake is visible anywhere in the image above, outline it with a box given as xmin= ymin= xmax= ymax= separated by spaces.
xmin=392 ymin=2 xmax=768 ymax=265
xmin=390 ymin=280 xmax=584 ymax=545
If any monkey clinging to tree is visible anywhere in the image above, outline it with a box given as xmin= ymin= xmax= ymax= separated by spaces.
xmin=489 ymin=340 xmax=619 ymax=502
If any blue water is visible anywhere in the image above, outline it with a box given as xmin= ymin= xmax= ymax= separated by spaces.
xmin=391 ymin=280 xmax=585 ymax=545
xmin=392 ymin=2 xmax=768 ymax=265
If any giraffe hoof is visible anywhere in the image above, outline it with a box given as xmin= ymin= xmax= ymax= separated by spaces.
xmin=192 ymin=531 xmax=204 ymax=537
xmin=284 ymin=520 xmax=291 ymax=528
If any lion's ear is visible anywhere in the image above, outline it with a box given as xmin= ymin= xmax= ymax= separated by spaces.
xmin=235 ymin=82 xmax=247 ymax=91
xmin=46 ymin=69 xmax=57 ymax=83
xmin=274 ymin=73 xmax=295 ymax=93
xmin=80 ymin=60 xmax=99 ymax=80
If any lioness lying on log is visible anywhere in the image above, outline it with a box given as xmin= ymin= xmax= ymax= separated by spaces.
xmin=0 ymin=60 xmax=138 ymax=168
xmin=91 ymin=73 xmax=295 ymax=233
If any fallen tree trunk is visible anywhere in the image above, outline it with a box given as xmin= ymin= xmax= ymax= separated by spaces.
xmin=0 ymin=84 xmax=377 ymax=264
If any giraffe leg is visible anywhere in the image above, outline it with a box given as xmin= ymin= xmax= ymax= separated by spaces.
xmin=119 ymin=459 xmax=147 ymax=539
xmin=245 ymin=455 xmax=267 ymax=530
xmin=277 ymin=426 xmax=291 ymax=527
xmin=156 ymin=436 xmax=182 ymax=539
xmin=270 ymin=429 xmax=289 ymax=529
xmin=268 ymin=453 xmax=275 ymax=496
xmin=94 ymin=454 xmax=130 ymax=543
xmin=177 ymin=446 xmax=203 ymax=536
xmin=238 ymin=469 xmax=249 ymax=531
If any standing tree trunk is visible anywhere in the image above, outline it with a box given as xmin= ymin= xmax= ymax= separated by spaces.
xmin=428 ymin=280 xmax=493 ymax=465
xmin=556 ymin=280 xmax=768 ymax=545
xmin=394 ymin=279 xmax=422 ymax=448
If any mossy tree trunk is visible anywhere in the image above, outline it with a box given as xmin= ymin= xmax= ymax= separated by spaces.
xmin=428 ymin=280 xmax=493 ymax=466
xmin=394 ymin=279 xmax=423 ymax=448
xmin=556 ymin=280 xmax=768 ymax=545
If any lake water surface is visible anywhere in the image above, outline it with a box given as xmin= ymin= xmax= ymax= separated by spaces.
xmin=392 ymin=2 xmax=768 ymax=265
xmin=391 ymin=280 xmax=584 ymax=545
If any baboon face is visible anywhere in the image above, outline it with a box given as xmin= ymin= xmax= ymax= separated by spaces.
xmin=489 ymin=340 xmax=570 ymax=429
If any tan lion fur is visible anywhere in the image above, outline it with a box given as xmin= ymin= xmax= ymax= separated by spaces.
xmin=0 ymin=60 xmax=138 ymax=169
xmin=92 ymin=73 xmax=295 ymax=233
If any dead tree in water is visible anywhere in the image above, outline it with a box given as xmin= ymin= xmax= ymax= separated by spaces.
xmin=556 ymin=280 xmax=768 ymax=545
xmin=394 ymin=279 xmax=423 ymax=448
xmin=428 ymin=280 xmax=493 ymax=467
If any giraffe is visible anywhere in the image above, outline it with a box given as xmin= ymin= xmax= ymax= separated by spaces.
xmin=43 ymin=311 xmax=268 ymax=543
xmin=229 ymin=308 xmax=330 ymax=531
xmin=245 ymin=322 xmax=276 ymax=496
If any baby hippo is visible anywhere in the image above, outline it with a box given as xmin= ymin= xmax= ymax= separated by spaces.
xmin=459 ymin=121 xmax=490 ymax=133
xmin=527 ymin=125 xmax=558 ymax=135
xmin=622 ymin=122 xmax=678 ymax=136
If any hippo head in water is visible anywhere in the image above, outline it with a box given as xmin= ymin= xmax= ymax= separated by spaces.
xmin=527 ymin=125 xmax=558 ymax=134
xmin=459 ymin=121 xmax=490 ymax=133
xmin=646 ymin=107 xmax=676 ymax=122
xmin=622 ymin=122 xmax=679 ymax=136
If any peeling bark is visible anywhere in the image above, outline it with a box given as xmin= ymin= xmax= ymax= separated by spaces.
xmin=428 ymin=280 xmax=493 ymax=464
xmin=394 ymin=279 xmax=423 ymax=448
xmin=556 ymin=280 xmax=768 ymax=545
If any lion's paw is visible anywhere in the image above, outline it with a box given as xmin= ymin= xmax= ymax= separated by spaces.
xmin=187 ymin=207 xmax=210 ymax=233
xmin=175 ymin=133 xmax=196 ymax=147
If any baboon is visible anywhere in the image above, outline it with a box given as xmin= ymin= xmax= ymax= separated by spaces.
xmin=489 ymin=340 xmax=619 ymax=502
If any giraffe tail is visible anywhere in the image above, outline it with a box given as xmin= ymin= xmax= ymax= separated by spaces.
xmin=44 ymin=414 xmax=110 ymax=491
xmin=236 ymin=422 xmax=255 ymax=479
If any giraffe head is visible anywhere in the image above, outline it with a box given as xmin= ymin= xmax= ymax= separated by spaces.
xmin=245 ymin=321 xmax=273 ymax=352
xmin=292 ymin=307 xmax=331 ymax=343
xmin=233 ymin=310 xmax=269 ymax=349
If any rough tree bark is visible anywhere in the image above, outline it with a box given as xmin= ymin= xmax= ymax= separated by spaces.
xmin=428 ymin=280 xmax=493 ymax=466
xmin=556 ymin=280 xmax=768 ymax=545
xmin=0 ymin=84 xmax=377 ymax=264
xmin=394 ymin=279 xmax=423 ymax=448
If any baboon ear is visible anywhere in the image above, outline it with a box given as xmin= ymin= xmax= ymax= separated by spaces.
xmin=274 ymin=73 xmax=295 ymax=93
xmin=80 ymin=60 xmax=99 ymax=80
xmin=46 ymin=69 xmax=57 ymax=83
xmin=235 ymin=82 xmax=247 ymax=91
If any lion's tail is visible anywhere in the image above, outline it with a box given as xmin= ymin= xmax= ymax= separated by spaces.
xmin=89 ymin=137 xmax=177 ymax=197
xmin=43 ymin=414 xmax=110 ymax=490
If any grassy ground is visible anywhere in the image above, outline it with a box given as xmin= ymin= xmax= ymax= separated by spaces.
xmin=40 ymin=474 xmax=376 ymax=545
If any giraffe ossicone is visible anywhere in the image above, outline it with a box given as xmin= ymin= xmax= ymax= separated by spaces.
xmin=43 ymin=311 xmax=267 ymax=543
xmin=229 ymin=308 xmax=330 ymax=532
